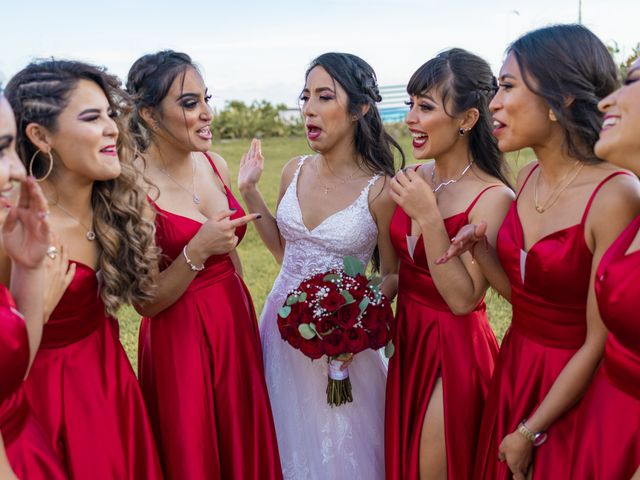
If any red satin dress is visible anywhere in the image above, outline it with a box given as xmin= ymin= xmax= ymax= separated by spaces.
xmin=385 ymin=185 xmax=499 ymax=480
xmin=569 ymin=214 xmax=640 ymax=479
xmin=474 ymin=166 xmax=625 ymax=480
xmin=0 ymin=285 xmax=67 ymax=479
xmin=22 ymin=264 xmax=163 ymax=479
xmin=139 ymin=153 xmax=281 ymax=480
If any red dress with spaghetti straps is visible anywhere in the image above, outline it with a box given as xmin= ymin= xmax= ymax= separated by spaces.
xmin=385 ymin=180 xmax=499 ymax=480
xmin=22 ymin=263 xmax=162 ymax=479
xmin=139 ymin=153 xmax=282 ymax=480
xmin=0 ymin=285 xmax=67 ymax=479
xmin=569 ymin=214 xmax=640 ymax=479
xmin=474 ymin=166 xmax=626 ymax=480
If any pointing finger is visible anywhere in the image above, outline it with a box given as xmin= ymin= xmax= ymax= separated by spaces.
xmin=229 ymin=213 xmax=261 ymax=228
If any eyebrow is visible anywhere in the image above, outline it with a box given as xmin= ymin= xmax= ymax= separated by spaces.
xmin=627 ymin=66 xmax=640 ymax=76
xmin=78 ymin=108 xmax=102 ymax=116
xmin=302 ymin=87 xmax=336 ymax=94
xmin=499 ymin=73 xmax=517 ymax=81
xmin=416 ymin=93 xmax=436 ymax=102
xmin=177 ymin=89 xmax=209 ymax=101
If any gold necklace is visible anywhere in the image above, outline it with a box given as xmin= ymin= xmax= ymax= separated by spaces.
xmin=49 ymin=201 xmax=96 ymax=241
xmin=315 ymin=157 xmax=361 ymax=195
xmin=157 ymin=153 xmax=201 ymax=204
xmin=534 ymin=162 xmax=584 ymax=214
xmin=431 ymin=160 xmax=474 ymax=193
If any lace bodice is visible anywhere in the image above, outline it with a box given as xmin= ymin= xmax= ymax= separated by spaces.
xmin=275 ymin=156 xmax=380 ymax=287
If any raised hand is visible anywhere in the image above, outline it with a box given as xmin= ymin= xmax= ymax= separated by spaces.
xmin=2 ymin=178 xmax=51 ymax=269
xmin=189 ymin=209 xmax=261 ymax=261
xmin=43 ymin=237 xmax=76 ymax=323
xmin=238 ymin=138 xmax=264 ymax=193
xmin=435 ymin=221 xmax=488 ymax=265
xmin=389 ymin=168 xmax=438 ymax=222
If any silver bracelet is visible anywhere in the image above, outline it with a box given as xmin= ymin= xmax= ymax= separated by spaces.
xmin=182 ymin=245 xmax=205 ymax=272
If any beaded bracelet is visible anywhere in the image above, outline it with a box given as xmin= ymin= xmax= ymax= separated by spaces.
xmin=182 ymin=245 xmax=205 ymax=272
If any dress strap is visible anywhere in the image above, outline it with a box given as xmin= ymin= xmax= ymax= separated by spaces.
xmin=203 ymin=152 xmax=226 ymax=187
xmin=292 ymin=155 xmax=310 ymax=184
xmin=515 ymin=163 xmax=540 ymax=200
xmin=580 ymin=171 xmax=630 ymax=225
xmin=464 ymin=184 xmax=501 ymax=216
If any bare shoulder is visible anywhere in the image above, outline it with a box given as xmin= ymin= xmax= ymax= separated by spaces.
xmin=206 ymin=151 xmax=231 ymax=185
xmin=280 ymin=155 xmax=308 ymax=189
xmin=514 ymin=160 xmax=539 ymax=191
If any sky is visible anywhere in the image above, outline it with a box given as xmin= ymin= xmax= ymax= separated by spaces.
xmin=1 ymin=0 xmax=638 ymax=110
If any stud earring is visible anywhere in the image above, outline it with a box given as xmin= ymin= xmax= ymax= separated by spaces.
xmin=458 ymin=128 xmax=466 ymax=136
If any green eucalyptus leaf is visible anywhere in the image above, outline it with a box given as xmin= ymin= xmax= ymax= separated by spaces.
xmin=341 ymin=290 xmax=355 ymax=305
xmin=384 ymin=340 xmax=396 ymax=358
xmin=298 ymin=324 xmax=317 ymax=340
xmin=278 ymin=305 xmax=292 ymax=318
xmin=298 ymin=292 xmax=307 ymax=302
xmin=367 ymin=276 xmax=382 ymax=287
xmin=323 ymin=274 xmax=340 ymax=282
xmin=343 ymin=256 xmax=365 ymax=277
xmin=286 ymin=294 xmax=298 ymax=306
xmin=358 ymin=297 xmax=370 ymax=314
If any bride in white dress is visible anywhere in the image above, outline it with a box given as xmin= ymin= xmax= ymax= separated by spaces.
xmin=238 ymin=53 xmax=405 ymax=480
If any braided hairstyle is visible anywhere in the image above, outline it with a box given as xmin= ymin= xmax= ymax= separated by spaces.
xmin=4 ymin=60 xmax=159 ymax=316
xmin=305 ymin=53 xmax=405 ymax=177
xmin=508 ymin=24 xmax=618 ymax=164
xmin=125 ymin=50 xmax=197 ymax=151
xmin=407 ymin=48 xmax=511 ymax=187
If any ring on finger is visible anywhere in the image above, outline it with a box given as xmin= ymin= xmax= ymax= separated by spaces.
xmin=46 ymin=245 xmax=58 ymax=259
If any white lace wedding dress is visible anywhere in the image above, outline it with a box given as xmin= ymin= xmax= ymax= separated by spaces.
xmin=260 ymin=156 xmax=387 ymax=480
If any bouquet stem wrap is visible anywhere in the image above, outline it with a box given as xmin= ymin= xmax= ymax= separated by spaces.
xmin=326 ymin=358 xmax=352 ymax=407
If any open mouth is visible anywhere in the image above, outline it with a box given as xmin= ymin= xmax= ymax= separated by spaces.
xmin=601 ymin=116 xmax=619 ymax=132
xmin=196 ymin=126 xmax=212 ymax=140
xmin=99 ymin=145 xmax=117 ymax=156
xmin=492 ymin=119 xmax=506 ymax=134
xmin=410 ymin=131 xmax=428 ymax=148
xmin=306 ymin=125 xmax=322 ymax=141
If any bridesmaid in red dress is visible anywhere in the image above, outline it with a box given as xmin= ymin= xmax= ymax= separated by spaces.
xmin=126 ymin=51 xmax=281 ymax=480
xmin=0 ymin=92 xmax=66 ymax=479
xmin=385 ymin=49 xmax=513 ymax=480
xmin=568 ymin=58 xmax=640 ymax=479
xmin=5 ymin=60 xmax=163 ymax=478
xmin=439 ymin=25 xmax=640 ymax=480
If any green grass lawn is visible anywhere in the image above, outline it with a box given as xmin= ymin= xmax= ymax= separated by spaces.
xmin=119 ymin=134 xmax=532 ymax=370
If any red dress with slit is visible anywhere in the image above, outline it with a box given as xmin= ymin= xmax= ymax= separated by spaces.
xmin=385 ymin=185 xmax=499 ymax=480
xmin=22 ymin=263 xmax=163 ymax=479
xmin=0 ymin=285 xmax=67 ymax=479
xmin=473 ymin=166 xmax=625 ymax=479
xmin=569 ymin=214 xmax=640 ymax=479
xmin=139 ymin=153 xmax=282 ymax=480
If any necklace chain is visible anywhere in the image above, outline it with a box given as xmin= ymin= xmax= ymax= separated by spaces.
xmin=157 ymin=153 xmax=201 ymax=204
xmin=49 ymin=200 xmax=96 ymax=241
xmin=431 ymin=160 xmax=474 ymax=193
xmin=315 ymin=157 xmax=362 ymax=195
xmin=534 ymin=162 xmax=584 ymax=214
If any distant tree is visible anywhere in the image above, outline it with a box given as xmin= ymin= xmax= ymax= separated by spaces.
xmin=211 ymin=100 xmax=303 ymax=139
xmin=608 ymin=42 xmax=640 ymax=78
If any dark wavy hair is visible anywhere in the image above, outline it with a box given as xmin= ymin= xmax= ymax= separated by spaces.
xmin=407 ymin=48 xmax=511 ymax=188
xmin=508 ymin=24 xmax=618 ymax=163
xmin=305 ymin=53 xmax=405 ymax=177
xmin=125 ymin=50 xmax=198 ymax=152
xmin=5 ymin=60 xmax=159 ymax=316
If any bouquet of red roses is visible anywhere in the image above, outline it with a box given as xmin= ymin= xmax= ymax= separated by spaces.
xmin=278 ymin=256 xmax=394 ymax=407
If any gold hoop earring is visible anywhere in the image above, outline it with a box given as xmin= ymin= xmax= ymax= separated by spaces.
xmin=28 ymin=149 xmax=54 ymax=182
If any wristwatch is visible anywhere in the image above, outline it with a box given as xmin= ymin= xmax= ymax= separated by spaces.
xmin=517 ymin=419 xmax=548 ymax=447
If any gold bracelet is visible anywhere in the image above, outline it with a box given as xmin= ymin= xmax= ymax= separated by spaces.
xmin=517 ymin=420 xmax=547 ymax=447
xmin=182 ymin=245 xmax=205 ymax=272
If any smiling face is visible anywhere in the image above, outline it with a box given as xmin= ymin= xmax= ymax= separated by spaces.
xmin=153 ymin=67 xmax=213 ymax=152
xmin=595 ymin=58 xmax=640 ymax=174
xmin=299 ymin=66 xmax=356 ymax=153
xmin=489 ymin=52 xmax=556 ymax=152
xmin=0 ymin=96 xmax=26 ymax=206
xmin=404 ymin=88 xmax=461 ymax=160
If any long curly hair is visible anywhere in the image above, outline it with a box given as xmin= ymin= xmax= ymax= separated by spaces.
xmin=5 ymin=59 xmax=159 ymax=316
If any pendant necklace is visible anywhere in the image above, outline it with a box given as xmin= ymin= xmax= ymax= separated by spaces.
xmin=431 ymin=160 xmax=474 ymax=193
xmin=157 ymin=153 xmax=201 ymax=204
xmin=534 ymin=161 xmax=584 ymax=214
xmin=50 ymin=201 xmax=96 ymax=241
xmin=316 ymin=157 xmax=361 ymax=195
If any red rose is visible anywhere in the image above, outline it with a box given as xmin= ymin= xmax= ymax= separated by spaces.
xmin=320 ymin=288 xmax=346 ymax=312
xmin=335 ymin=302 xmax=359 ymax=329
xmin=323 ymin=328 xmax=348 ymax=357
xmin=346 ymin=327 xmax=370 ymax=354
xmin=299 ymin=337 xmax=324 ymax=360
xmin=316 ymin=317 xmax=337 ymax=336
xmin=369 ymin=325 xmax=391 ymax=350
xmin=286 ymin=329 xmax=303 ymax=349
xmin=360 ymin=305 xmax=382 ymax=331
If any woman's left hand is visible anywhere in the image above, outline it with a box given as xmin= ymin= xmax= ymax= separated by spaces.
xmin=336 ymin=352 xmax=354 ymax=370
xmin=389 ymin=168 xmax=437 ymax=222
xmin=2 ymin=178 xmax=51 ymax=269
xmin=498 ymin=431 xmax=533 ymax=480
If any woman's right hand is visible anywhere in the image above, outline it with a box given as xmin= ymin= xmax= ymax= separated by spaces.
xmin=238 ymin=138 xmax=264 ymax=193
xmin=188 ymin=209 xmax=260 ymax=262
xmin=43 ymin=238 xmax=76 ymax=323
xmin=435 ymin=221 xmax=488 ymax=265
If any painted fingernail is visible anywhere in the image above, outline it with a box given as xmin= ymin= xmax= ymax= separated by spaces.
xmin=256 ymin=214 xmax=262 ymax=219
